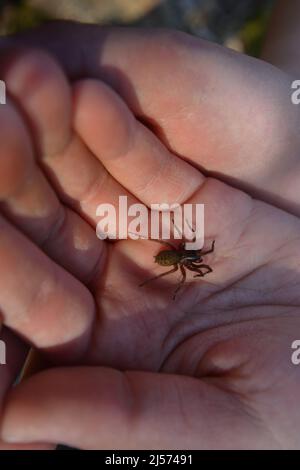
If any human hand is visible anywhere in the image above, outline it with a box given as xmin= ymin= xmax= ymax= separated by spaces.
xmin=0 ymin=48 xmax=99 ymax=448
xmin=1 ymin=69 xmax=299 ymax=448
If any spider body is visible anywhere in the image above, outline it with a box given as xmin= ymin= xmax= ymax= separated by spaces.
xmin=155 ymin=248 xmax=206 ymax=266
xmin=154 ymin=250 xmax=182 ymax=266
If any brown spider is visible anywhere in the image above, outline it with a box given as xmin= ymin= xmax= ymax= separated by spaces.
xmin=139 ymin=225 xmax=215 ymax=300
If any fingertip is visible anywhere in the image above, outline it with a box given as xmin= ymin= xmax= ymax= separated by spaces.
xmin=1 ymin=47 xmax=72 ymax=157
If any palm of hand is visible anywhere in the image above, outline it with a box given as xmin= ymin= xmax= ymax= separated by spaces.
xmin=81 ymin=177 xmax=300 ymax=449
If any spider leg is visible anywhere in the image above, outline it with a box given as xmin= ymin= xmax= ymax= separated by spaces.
xmin=171 ymin=217 xmax=182 ymax=238
xmin=173 ymin=264 xmax=186 ymax=300
xmin=189 ymin=259 xmax=203 ymax=265
xmin=172 ymin=217 xmax=196 ymax=244
xmin=184 ymin=217 xmax=196 ymax=243
xmin=186 ymin=264 xmax=213 ymax=277
xmin=139 ymin=265 xmax=178 ymax=287
xmin=199 ymin=240 xmax=215 ymax=256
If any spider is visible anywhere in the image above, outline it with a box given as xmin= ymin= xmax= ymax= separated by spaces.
xmin=139 ymin=223 xmax=215 ymax=300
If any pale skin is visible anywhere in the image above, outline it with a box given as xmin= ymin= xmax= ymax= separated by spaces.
xmin=0 ymin=4 xmax=300 ymax=448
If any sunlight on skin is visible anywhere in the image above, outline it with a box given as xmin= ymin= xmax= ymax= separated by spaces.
xmin=0 ymin=29 xmax=299 ymax=448
xmin=5 ymin=24 xmax=300 ymax=214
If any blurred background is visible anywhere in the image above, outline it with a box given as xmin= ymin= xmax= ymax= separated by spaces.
xmin=0 ymin=0 xmax=275 ymax=56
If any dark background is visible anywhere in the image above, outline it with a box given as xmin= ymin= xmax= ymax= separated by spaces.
xmin=0 ymin=0 xmax=275 ymax=56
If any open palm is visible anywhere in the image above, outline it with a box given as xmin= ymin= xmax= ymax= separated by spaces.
xmin=1 ymin=31 xmax=300 ymax=449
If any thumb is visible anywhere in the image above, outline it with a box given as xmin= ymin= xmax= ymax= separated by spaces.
xmin=1 ymin=366 xmax=274 ymax=449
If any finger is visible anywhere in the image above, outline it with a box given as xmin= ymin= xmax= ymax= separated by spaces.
xmin=0 ymin=213 xmax=94 ymax=361
xmin=1 ymin=47 xmax=142 ymax=231
xmin=0 ymin=366 xmax=276 ymax=449
xmin=43 ymin=132 xmax=141 ymax=231
xmin=7 ymin=24 xmax=300 ymax=215
xmin=0 ymin=50 xmax=105 ymax=282
xmin=74 ymin=79 xmax=203 ymax=207
xmin=0 ymin=46 xmax=71 ymax=157
xmin=0 ymin=442 xmax=54 ymax=449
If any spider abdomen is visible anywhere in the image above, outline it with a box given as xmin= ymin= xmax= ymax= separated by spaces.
xmin=155 ymin=250 xmax=180 ymax=266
